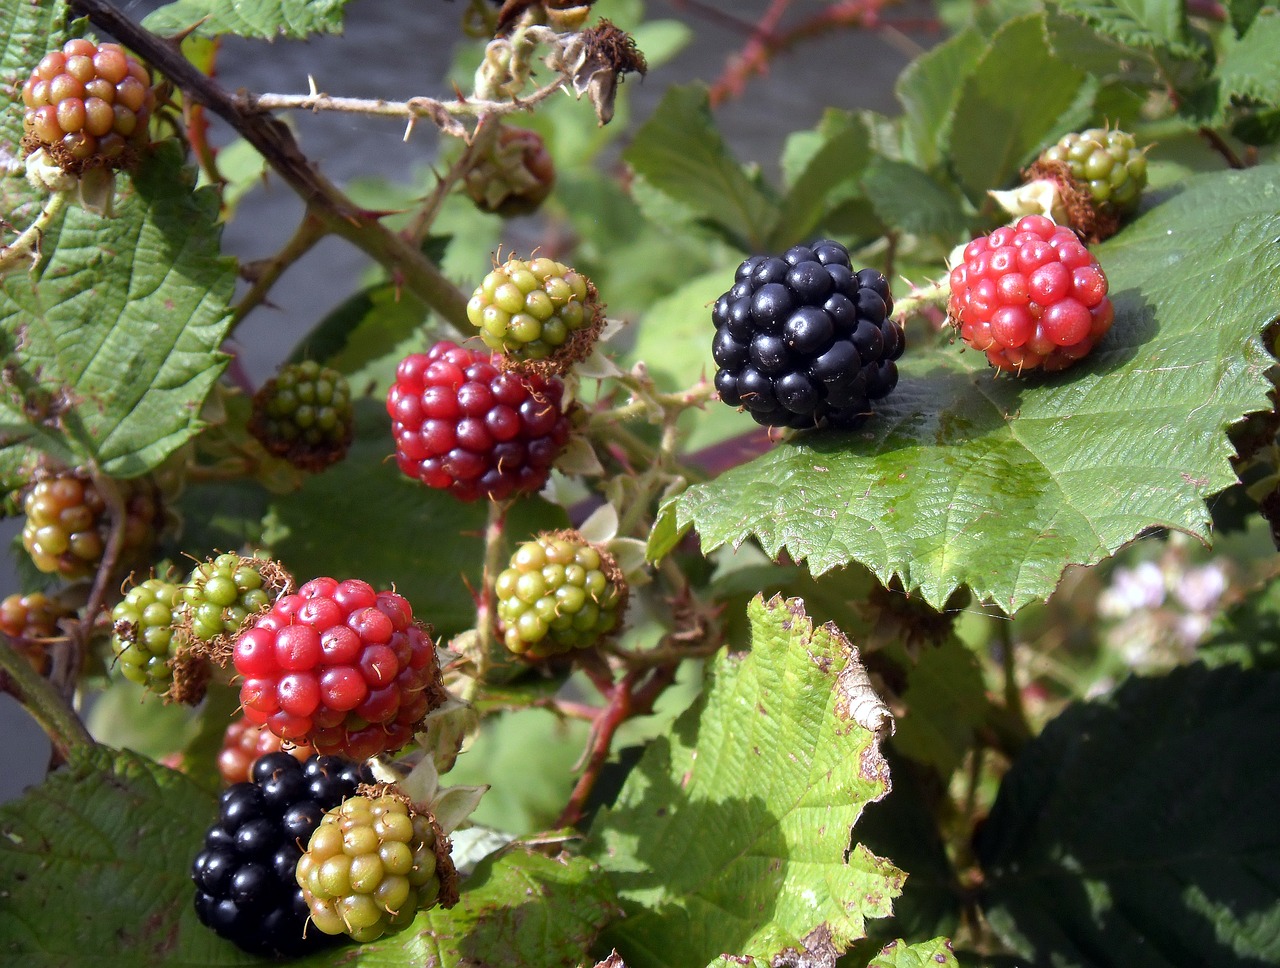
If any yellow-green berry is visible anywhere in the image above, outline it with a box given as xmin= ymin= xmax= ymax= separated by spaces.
xmin=465 ymin=257 xmax=601 ymax=366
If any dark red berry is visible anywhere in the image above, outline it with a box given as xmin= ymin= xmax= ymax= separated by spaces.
xmin=386 ymin=341 xmax=573 ymax=501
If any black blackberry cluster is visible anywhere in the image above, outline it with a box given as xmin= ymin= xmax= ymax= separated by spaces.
xmin=191 ymin=752 xmax=373 ymax=957
xmin=711 ymin=240 xmax=904 ymax=429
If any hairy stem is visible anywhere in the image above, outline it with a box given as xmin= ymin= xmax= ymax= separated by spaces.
xmin=0 ymin=643 xmax=94 ymax=760
xmin=70 ymin=0 xmax=470 ymax=328
xmin=0 ymin=190 xmax=69 ymax=276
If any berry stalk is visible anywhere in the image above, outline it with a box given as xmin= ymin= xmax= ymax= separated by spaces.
xmin=0 ymin=189 xmax=69 ymax=277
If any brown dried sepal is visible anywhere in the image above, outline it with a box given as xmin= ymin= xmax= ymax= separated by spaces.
xmin=21 ymin=131 xmax=141 ymax=176
xmin=166 ymin=643 xmax=211 ymax=706
xmin=561 ymin=20 xmax=647 ymax=126
xmin=1023 ymin=159 xmax=1121 ymax=244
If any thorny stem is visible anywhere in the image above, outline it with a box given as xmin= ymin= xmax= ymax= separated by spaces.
xmin=70 ymin=0 xmax=471 ymax=328
xmin=892 ymin=278 xmax=949 ymax=321
xmin=0 ymin=642 xmax=94 ymax=760
xmin=247 ymin=79 xmax=570 ymax=124
xmin=402 ymin=114 xmax=502 ymax=245
xmin=231 ymin=213 xmax=329 ymax=328
xmin=0 ymin=190 xmax=69 ymax=276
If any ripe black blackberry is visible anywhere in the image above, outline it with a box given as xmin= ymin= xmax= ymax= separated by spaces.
xmin=711 ymin=240 xmax=904 ymax=429
xmin=191 ymin=752 xmax=373 ymax=957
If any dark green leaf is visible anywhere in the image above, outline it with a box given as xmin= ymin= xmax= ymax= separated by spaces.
xmin=1227 ymin=0 xmax=1266 ymax=35
xmin=888 ymin=637 xmax=989 ymax=777
xmin=623 ymin=84 xmax=779 ymax=250
xmin=895 ymin=29 xmax=985 ymax=170
xmin=588 ymin=595 xmax=902 ymax=968
xmin=264 ymin=401 xmax=568 ymax=638
xmin=773 ymin=110 xmax=873 ymax=247
xmin=861 ymin=157 xmax=973 ymax=241
xmin=949 ymin=15 xmax=1090 ymax=199
xmin=0 ymin=746 xmax=231 ymax=966
xmin=143 ymin=0 xmax=351 ymax=39
xmin=0 ymin=141 xmax=235 ymax=480
xmin=653 ymin=164 xmax=1280 ymax=612
xmin=977 ymin=663 xmax=1280 ymax=966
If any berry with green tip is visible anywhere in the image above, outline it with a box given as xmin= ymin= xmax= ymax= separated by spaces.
xmin=463 ymin=124 xmax=556 ymax=217
xmin=465 ymin=256 xmax=601 ymax=366
xmin=249 ymin=361 xmax=354 ymax=471
xmin=181 ymin=553 xmax=290 ymax=646
xmin=296 ymin=789 xmax=456 ymax=943
xmin=0 ymin=592 xmax=72 ymax=675
xmin=495 ymin=529 xmax=628 ymax=658
xmin=20 ymin=38 xmax=154 ymax=173
xmin=110 ymin=577 xmax=184 ymax=693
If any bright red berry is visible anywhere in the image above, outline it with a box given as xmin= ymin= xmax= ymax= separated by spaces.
xmin=947 ymin=215 xmax=1114 ymax=373
xmin=232 ymin=578 xmax=447 ymax=760
xmin=386 ymin=341 xmax=573 ymax=502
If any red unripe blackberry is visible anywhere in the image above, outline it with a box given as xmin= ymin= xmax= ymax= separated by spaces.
xmin=463 ymin=124 xmax=556 ymax=217
xmin=0 ymin=592 xmax=71 ymax=675
xmin=496 ymin=530 xmax=628 ymax=658
xmin=386 ymin=341 xmax=573 ymax=502
xmin=948 ymin=215 xmax=1114 ymax=373
xmin=19 ymin=469 xmax=161 ymax=579
xmin=20 ymin=38 xmax=154 ymax=172
xmin=249 ymin=361 xmax=354 ymax=471
xmin=232 ymin=578 xmax=448 ymax=759
xmin=192 ymin=752 xmax=371 ymax=957
xmin=217 ymin=713 xmax=314 ymax=786
xmin=296 ymin=789 xmax=456 ymax=942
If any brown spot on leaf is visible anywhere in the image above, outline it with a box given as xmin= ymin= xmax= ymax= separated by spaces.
xmin=770 ymin=924 xmax=838 ymax=968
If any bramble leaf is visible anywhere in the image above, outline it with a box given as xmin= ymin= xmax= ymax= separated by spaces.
xmin=0 ymin=141 xmax=235 ymax=483
xmin=866 ymin=937 xmax=960 ymax=967
xmin=587 ymin=595 xmax=902 ymax=968
xmin=977 ymin=663 xmax=1280 ymax=965
xmin=143 ymin=0 xmax=351 ymax=39
xmin=653 ymin=164 xmax=1280 ymax=613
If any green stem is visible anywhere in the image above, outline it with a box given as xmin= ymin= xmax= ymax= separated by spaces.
xmin=892 ymin=278 xmax=949 ymax=321
xmin=0 ymin=642 xmax=94 ymax=759
xmin=231 ymin=213 xmax=329 ymax=328
xmin=0 ymin=190 xmax=69 ymax=276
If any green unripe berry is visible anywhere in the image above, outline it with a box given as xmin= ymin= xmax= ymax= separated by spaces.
xmin=249 ymin=361 xmax=354 ymax=471
xmin=110 ymin=577 xmax=183 ymax=693
xmin=465 ymin=256 xmax=601 ymax=366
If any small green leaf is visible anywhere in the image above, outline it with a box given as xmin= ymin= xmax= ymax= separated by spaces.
xmin=588 ymin=595 xmax=902 ymax=968
xmin=624 ymin=84 xmax=779 ymax=250
xmin=0 ymin=141 xmax=235 ymax=480
xmin=895 ymin=28 xmax=985 ymax=170
xmin=657 ymin=164 xmax=1280 ymax=612
xmin=1054 ymin=0 xmax=1203 ymax=58
xmin=866 ymin=937 xmax=960 ymax=967
xmin=861 ymin=157 xmax=973 ymax=241
xmin=977 ymin=663 xmax=1280 ymax=966
xmin=143 ymin=0 xmax=351 ymax=39
xmin=773 ymin=110 xmax=873 ymax=247
xmin=949 ymin=15 xmax=1090 ymax=199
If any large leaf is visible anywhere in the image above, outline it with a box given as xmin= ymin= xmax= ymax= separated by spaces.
xmin=1054 ymin=0 xmax=1204 ymax=58
xmin=861 ymin=158 xmax=972 ymax=241
xmin=0 ymin=141 xmax=235 ymax=483
xmin=0 ymin=746 xmax=228 ymax=966
xmin=888 ymin=637 xmax=989 ymax=777
xmin=623 ymin=84 xmax=779 ymax=251
xmin=1213 ymin=8 xmax=1280 ymax=111
xmin=976 ymin=663 xmax=1280 ymax=966
xmin=143 ymin=0 xmax=351 ymax=39
xmin=652 ymin=164 xmax=1280 ymax=613
xmin=0 ymin=0 xmax=67 ymax=153
xmin=948 ymin=15 xmax=1090 ymax=199
xmin=772 ymin=110 xmax=873 ymax=248
xmin=263 ymin=401 xmax=568 ymax=638
xmin=587 ymin=595 xmax=902 ymax=968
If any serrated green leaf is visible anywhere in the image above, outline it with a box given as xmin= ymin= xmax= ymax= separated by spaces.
xmin=976 ymin=663 xmax=1280 ymax=966
xmin=291 ymin=848 xmax=618 ymax=968
xmin=1226 ymin=0 xmax=1266 ymax=35
xmin=143 ymin=0 xmax=351 ymax=39
xmin=866 ymin=936 xmax=960 ymax=967
xmin=0 ymin=0 xmax=68 ymax=154
xmin=1053 ymin=0 xmax=1202 ymax=57
xmin=264 ymin=401 xmax=568 ymax=638
xmin=895 ymin=28 xmax=985 ymax=170
xmin=624 ymin=84 xmax=779 ymax=250
xmin=588 ymin=595 xmax=902 ymax=968
xmin=949 ymin=15 xmax=1090 ymax=199
xmin=861 ymin=158 xmax=972 ymax=241
xmin=1214 ymin=8 xmax=1280 ymax=110
xmin=0 ymin=141 xmax=235 ymax=480
xmin=654 ymin=164 xmax=1280 ymax=613
xmin=0 ymin=746 xmax=232 ymax=966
